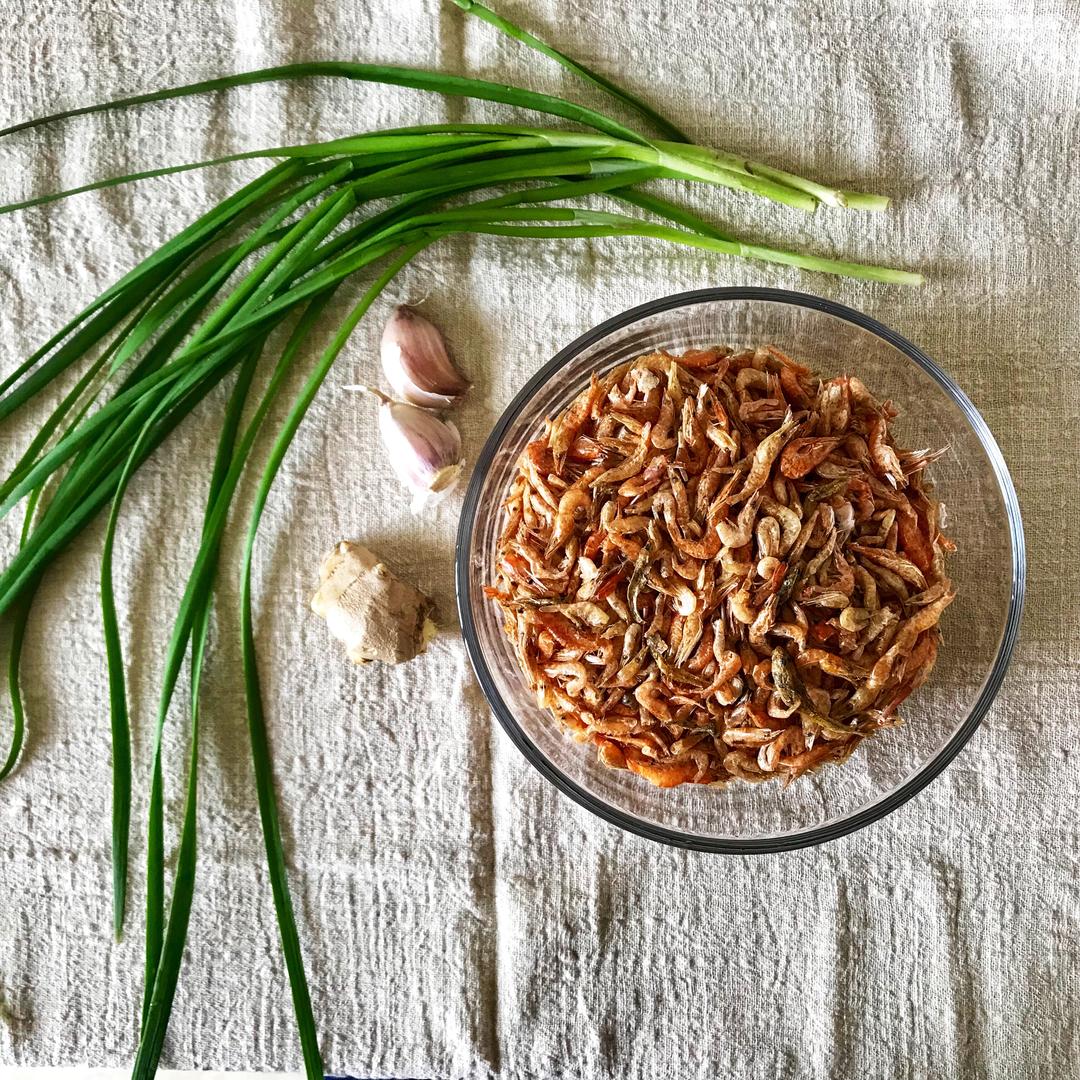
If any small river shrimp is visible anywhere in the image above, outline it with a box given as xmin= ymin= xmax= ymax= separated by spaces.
xmin=549 ymin=374 xmax=600 ymax=466
xmin=800 ymin=589 xmax=850 ymax=609
xmin=760 ymin=495 xmax=802 ymax=554
xmin=758 ymin=724 xmax=805 ymax=772
xmin=717 ymin=490 xmax=763 ymax=549
xmin=608 ymin=646 xmax=648 ymax=688
xmin=757 ymin=556 xmax=782 ymax=583
xmin=802 ymin=525 xmax=837 ymax=581
xmin=817 ymin=377 xmax=851 ymax=435
xmin=867 ymin=413 xmax=905 ymax=487
xmin=655 ymin=491 xmax=721 ymax=559
xmin=900 ymin=446 xmax=948 ymax=476
xmin=740 ymin=397 xmax=787 ymax=425
xmin=766 ymin=346 xmax=814 ymax=407
xmin=755 ymin=515 xmax=782 ymax=558
xmin=649 ymin=366 xmax=679 ymax=449
xmin=830 ymin=550 xmax=856 ymax=597
xmin=718 ymin=546 xmax=752 ymax=580
xmin=749 ymin=595 xmax=779 ymax=651
xmin=727 ymin=412 xmax=799 ymax=503
xmin=896 ymin=503 xmax=934 ymax=575
xmin=618 ymin=455 xmax=669 ymax=498
xmin=623 ymin=747 xmax=699 ymax=788
xmin=671 ymin=550 xmax=703 ymax=582
xmin=831 ymin=496 xmax=855 ymax=533
xmin=730 ymin=574 xmax=758 ymax=625
xmin=797 ymin=648 xmax=870 ymax=684
xmin=543 ymin=661 xmax=589 ymax=696
xmin=723 ymin=726 xmax=776 ymax=748
xmin=521 ymin=440 xmax=559 ymax=507
xmin=907 ymin=579 xmax=951 ymax=607
xmin=780 ymin=436 xmax=841 ymax=479
xmin=881 ymin=629 xmax=940 ymax=715
xmin=771 ymin=621 xmax=808 ymax=651
xmin=862 ymin=560 xmax=910 ymax=601
xmin=546 ymin=467 xmax=604 ymax=556
xmin=591 ymin=422 xmax=654 ymax=486
xmin=634 ymin=678 xmax=673 ymax=722
xmin=868 ymin=591 xmax=955 ymax=690
xmin=736 ymin=367 xmax=771 ymax=395
xmin=850 ymin=543 xmax=927 ymax=589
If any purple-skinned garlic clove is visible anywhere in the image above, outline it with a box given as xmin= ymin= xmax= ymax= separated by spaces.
xmin=360 ymin=387 xmax=464 ymax=511
xmin=380 ymin=305 xmax=470 ymax=410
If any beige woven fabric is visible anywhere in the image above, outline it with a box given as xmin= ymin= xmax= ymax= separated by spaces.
xmin=0 ymin=0 xmax=1074 ymax=1074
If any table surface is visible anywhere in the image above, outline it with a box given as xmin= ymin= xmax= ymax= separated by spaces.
xmin=0 ymin=0 xmax=1076 ymax=1076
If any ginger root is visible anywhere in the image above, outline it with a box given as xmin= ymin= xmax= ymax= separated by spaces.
xmin=311 ymin=541 xmax=435 ymax=664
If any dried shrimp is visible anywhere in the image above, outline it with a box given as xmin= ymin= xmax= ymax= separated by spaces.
xmin=487 ymin=345 xmax=955 ymax=788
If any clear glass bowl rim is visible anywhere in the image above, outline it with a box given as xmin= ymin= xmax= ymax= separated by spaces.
xmin=455 ymin=286 xmax=1026 ymax=854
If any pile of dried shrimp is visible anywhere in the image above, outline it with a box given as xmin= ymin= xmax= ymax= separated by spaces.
xmin=487 ymin=345 xmax=955 ymax=788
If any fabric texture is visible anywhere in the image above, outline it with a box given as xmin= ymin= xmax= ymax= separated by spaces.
xmin=0 ymin=0 xmax=1075 ymax=1075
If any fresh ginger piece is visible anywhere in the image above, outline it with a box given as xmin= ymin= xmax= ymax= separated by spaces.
xmin=311 ymin=540 xmax=435 ymax=664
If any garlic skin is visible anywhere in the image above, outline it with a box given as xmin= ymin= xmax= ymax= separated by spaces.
xmin=366 ymin=388 xmax=464 ymax=510
xmin=380 ymin=305 xmax=470 ymax=410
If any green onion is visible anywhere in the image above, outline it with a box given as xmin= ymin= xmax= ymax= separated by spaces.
xmin=133 ymin=333 xmax=265 ymax=1075
xmin=0 ymin=61 xmax=653 ymax=145
xmin=0 ymin=592 xmax=31 ymax=782
xmin=451 ymin=0 xmax=691 ymax=141
xmin=0 ymin=4 xmax=923 ymax=1079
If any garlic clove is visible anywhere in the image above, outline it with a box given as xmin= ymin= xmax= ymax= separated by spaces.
xmin=365 ymin=388 xmax=464 ymax=510
xmin=380 ymin=305 xmax=470 ymax=410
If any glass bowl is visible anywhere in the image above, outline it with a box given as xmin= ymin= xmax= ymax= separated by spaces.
xmin=455 ymin=288 xmax=1025 ymax=852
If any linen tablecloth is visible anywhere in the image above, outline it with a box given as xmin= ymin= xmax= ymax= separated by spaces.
xmin=0 ymin=0 xmax=1075 ymax=1075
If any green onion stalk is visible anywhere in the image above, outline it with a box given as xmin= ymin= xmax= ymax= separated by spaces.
xmin=0 ymin=2 xmax=921 ymax=1076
